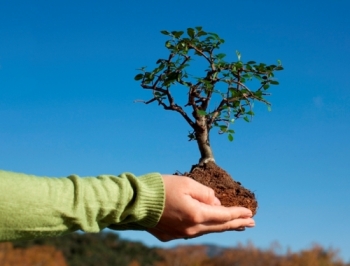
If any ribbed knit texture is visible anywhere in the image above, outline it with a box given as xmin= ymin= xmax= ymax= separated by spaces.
xmin=0 ymin=170 xmax=165 ymax=242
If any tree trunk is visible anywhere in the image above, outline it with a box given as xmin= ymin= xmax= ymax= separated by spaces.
xmin=195 ymin=117 xmax=215 ymax=165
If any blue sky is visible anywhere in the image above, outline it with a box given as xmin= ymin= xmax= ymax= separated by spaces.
xmin=1 ymin=0 xmax=350 ymax=262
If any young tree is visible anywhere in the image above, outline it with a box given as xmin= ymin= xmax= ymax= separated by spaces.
xmin=135 ymin=27 xmax=283 ymax=165
xmin=135 ymin=27 xmax=283 ymax=213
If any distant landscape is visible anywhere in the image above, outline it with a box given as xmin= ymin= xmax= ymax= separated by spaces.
xmin=0 ymin=233 xmax=348 ymax=266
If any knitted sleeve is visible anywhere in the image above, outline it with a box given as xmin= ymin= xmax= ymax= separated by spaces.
xmin=0 ymin=170 xmax=165 ymax=241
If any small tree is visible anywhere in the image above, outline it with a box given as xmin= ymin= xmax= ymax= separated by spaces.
xmin=135 ymin=27 xmax=283 ymax=166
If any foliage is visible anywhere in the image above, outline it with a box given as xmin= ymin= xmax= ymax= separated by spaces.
xmin=5 ymin=233 xmax=349 ymax=266
xmin=12 ymin=232 xmax=162 ymax=266
xmin=155 ymin=242 xmax=349 ymax=266
xmin=135 ymin=27 xmax=283 ymax=146
xmin=0 ymin=242 xmax=67 ymax=266
xmin=155 ymin=245 xmax=210 ymax=266
xmin=209 ymin=242 xmax=347 ymax=266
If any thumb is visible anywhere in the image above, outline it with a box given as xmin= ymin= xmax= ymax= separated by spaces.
xmin=187 ymin=179 xmax=221 ymax=206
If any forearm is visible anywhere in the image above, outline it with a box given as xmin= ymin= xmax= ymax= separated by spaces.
xmin=0 ymin=170 xmax=165 ymax=241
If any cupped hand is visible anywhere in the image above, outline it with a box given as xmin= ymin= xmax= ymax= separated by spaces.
xmin=147 ymin=175 xmax=255 ymax=242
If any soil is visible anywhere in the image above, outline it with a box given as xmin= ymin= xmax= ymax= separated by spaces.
xmin=184 ymin=161 xmax=258 ymax=216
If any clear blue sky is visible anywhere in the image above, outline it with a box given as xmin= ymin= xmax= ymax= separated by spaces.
xmin=1 ymin=0 xmax=350 ymax=262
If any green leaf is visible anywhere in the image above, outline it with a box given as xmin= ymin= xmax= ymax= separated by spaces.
xmin=235 ymin=61 xmax=243 ymax=68
xmin=197 ymin=110 xmax=207 ymax=116
xmin=247 ymin=61 xmax=256 ymax=64
xmin=267 ymin=105 xmax=272 ymax=112
xmin=134 ymin=74 xmax=143 ymax=81
xmin=195 ymin=26 xmax=203 ymax=31
xmin=165 ymin=41 xmax=172 ymax=48
xmin=197 ymin=31 xmax=207 ymax=37
xmin=245 ymin=64 xmax=252 ymax=71
xmin=171 ymin=31 xmax=184 ymax=39
xmin=208 ymin=32 xmax=219 ymax=39
xmin=228 ymin=134 xmax=234 ymax=142
xmin=236 ymin=50 xmax=241 ymax=61
xmin=216 ymin=53 xmax=226 ymax=59
xmin=243 ymin=116 xmax=250 ymax=122
xmin=187 ymin=131 xmax=196 ymax=141
xmin=253 ymin=74 xmax=262 ymax=81
xmin=187 ymin=28 xmax=195 ymax=38
xmin=219 ymin=125 xmax=227 ymax=131
xmin=242 ymin=73 xmax=252 ymax=80
xmin=254 ymin=90 xmax=263 ymax=98
xmin=270 ymin=80 xmax=279 ymax=85
xmin=160 ymin=30 xmax=170 ymax=35
xmin=154 ymin=63 xmax=165 ymax=73
xmin=166 ymin=72 xmax=179 ymax=81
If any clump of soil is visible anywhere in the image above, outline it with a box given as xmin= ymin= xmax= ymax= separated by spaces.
xmin=185 ymin=161 xmax=258 ymax=216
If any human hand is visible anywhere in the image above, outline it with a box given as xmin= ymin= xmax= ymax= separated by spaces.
xmin=147 ymin=175 xmax=255 ymax=242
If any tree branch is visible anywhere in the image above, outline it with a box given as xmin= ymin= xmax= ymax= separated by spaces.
xmin=188 ymin=44 xmax=211 ymax=66
xmin=160 ymin=101 xmax=196 ymax=129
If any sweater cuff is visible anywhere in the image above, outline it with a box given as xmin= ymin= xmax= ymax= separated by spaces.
xmin=133 ymin=172 xmax=165 ymax=228
xmin=109 ymin=172 xmax=165 ymax=231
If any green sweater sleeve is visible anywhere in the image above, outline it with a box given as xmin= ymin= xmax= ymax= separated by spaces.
xmin=0 ymin=170 xmax=165 ymax=242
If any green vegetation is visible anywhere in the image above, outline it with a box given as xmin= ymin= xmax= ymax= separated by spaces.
xmin=135 ymin=27 xmax=283 ymax=165
xmin=11 ymin=233 xmax=161 ymax=266
xmin=1 ymin=233 xmax=348 ymax=266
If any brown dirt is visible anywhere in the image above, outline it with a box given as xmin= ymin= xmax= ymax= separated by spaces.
xmin=184 ymin=161 xmax=258 ymax=216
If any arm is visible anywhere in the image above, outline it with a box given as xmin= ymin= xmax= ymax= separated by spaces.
xmin=0 ymin=170 xmax=164 ymax=241
xmin=0 ymin=170 xmax=255 ymax=242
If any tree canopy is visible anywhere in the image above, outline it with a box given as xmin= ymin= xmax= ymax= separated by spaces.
xmin=135 ymin=27 xmax=283 ymax=164
xmin=135 ymin=27 xmax=283 ymax=143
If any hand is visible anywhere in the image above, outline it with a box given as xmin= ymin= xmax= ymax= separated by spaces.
xmin=147 ymin=175 xmax=255 ymax=242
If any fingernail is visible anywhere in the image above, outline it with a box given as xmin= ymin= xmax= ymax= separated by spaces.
xmin=248 ymin=221 xmax=255 ymax=226
xmin=245 ymin=210 xmax=253 ymax=217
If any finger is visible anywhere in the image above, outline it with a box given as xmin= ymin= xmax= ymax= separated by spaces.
xmin=185 ymin=218 xmax=255 ymax=237
xmin=195 ymin=204 xmax=253 ymax=223
xmin=203 ymin=217 xmax=255 ymax=231
xmin=148 ymin=217 xmax=254 ymax=241
xmin=186 ymin=179 xmax=221 ymax=206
